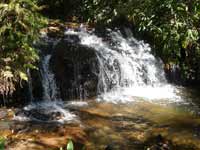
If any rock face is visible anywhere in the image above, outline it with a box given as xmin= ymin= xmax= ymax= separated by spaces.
xmin=30 ymin=69 xmax=43 ymax=101
xmin=51 ymin=37 xmax=98 ymax=100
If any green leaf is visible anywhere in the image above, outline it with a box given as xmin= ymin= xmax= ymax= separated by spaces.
xmin=0 ymin=137 xmax=5 ymax=150
xmin=66 ymin=140 xmax=74 ymax=150
xmin=19 ymin=71 xmax=28 ymax=81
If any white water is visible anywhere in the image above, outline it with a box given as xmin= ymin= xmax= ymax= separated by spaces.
xmin=14 ymin=101 xmax=76 ymax=123
xmin=14 ymin=38 xmax=77 ymax=123
xmin=41 ymin=55 xmax=59 ymax=100
xmin=15 ymin=26 xmax=181 ymax=122
xmin=65 ymin=27 xmax=181 ymax=103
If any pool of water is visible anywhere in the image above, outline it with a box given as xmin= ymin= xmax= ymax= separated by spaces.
xmin=0 ymin=87 xmax=200 ymax=150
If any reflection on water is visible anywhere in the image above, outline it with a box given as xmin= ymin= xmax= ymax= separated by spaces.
xmin=1 ymin=88 xmax=200 ymax=150
xmin=77 ymin=99 xmax=200 ymax=150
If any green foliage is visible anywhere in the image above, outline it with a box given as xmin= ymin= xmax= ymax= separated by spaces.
xmin=59 ymin=139 xmax=74 ymax=150
xmin=83 ymin=0 xmax=200 ymax=81
xmin=0 ymin=0 xmax=47 ymax=96
xmin=66 ymin=139 xmax=74 ymax=150
xmin=0 ymin=137 xmax=5 ymax=150
xmin=0 ymin=0 xmax=199 ymax=98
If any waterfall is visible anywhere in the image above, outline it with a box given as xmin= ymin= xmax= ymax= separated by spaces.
xmin=14 ymin=35 xmax=76 ymax=123
xmin=40 ymin=54 xmax=59 ymax=100
xmin=15 ymin=26 xmax=181 ymax=122
xmin=65 ymin=27 xmax=180 ymax=103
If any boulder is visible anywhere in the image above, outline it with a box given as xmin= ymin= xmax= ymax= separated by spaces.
xmin=51 ymin=38 xmax=98 ymax=100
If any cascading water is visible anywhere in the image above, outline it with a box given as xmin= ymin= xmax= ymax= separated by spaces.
xmin=40 ymin=54 xmax=59 ymax=100
xmin=15 ymin=25 xmax=181 ymax=123
xmin=65 ymin=27 xmax=180 ymax=103
xmin=14 ymin=35 xmax=76 ymax=123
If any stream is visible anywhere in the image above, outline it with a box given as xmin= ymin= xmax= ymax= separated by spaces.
xmin=1 ymin=94 xmax=200 ymax=150
xmin=0 ymin=25 xmax=200 ymax=150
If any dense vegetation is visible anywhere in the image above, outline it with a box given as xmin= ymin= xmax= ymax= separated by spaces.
xmin=82 ymin=0 xmax=200 ymax=83
xmin=0 ymin=0 xmax=199 ymax=97
xmin=0 ymin=0 xmax=46 ymax=96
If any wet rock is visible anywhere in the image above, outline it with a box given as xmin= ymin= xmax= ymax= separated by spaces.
xmin=105 ymin=145 xmax=114 ymax=150
xmin=29 ymin=69 xmax=43 ymax=100
xmin=47 ymin=26 xmax=63 ymax=38
xmin=15 ymin=107 xmax=68 ymax=123
xmin=51 ymin=39 xmax=98 ymax=100
xmin=50 ymin=112 xmax=64 ymax=120
xmin=11 ymin=123 xmax=27 ymax=133
xmin=46 ymin=22 xmax=66 ymax=38
xmin=145 ymin=135 xmax=171 ymax=150
xmin=164 ymin=64 xmax=181 ymax=84
xmin=0 ymin=110 xmax=7 ymax=119
xmin=64 ymin=34 xmax=80 ymax=43
xmin=15 ymin=109 xmax=51 ymax=121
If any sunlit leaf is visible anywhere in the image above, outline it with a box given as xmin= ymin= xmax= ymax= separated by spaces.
xmin=66 ymin=140 xmax=74 ymax=150
xmin=19 ymin=71 xmax=28 ymax=81
xmin=3 ymin=71 xmax=13 ymax=78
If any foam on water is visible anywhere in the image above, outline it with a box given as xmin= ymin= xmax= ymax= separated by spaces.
xmin=65 ymin=101 xmax=89 ymax=107
xmin=15 ymin=25 xmax=182 ymax=123
xmin=14 ymin=39 xmax=77 ymax=123
xmin=65 ymin=27 xmax=181 ymax=103
xmin=14 ymin=101 xmax=76 ymax=123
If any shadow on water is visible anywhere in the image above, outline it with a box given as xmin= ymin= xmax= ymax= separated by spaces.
xmin=58 ymin=98 xmax=200 ymax=150
xmin=1 ymin=91 xmax=200 ymax=150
